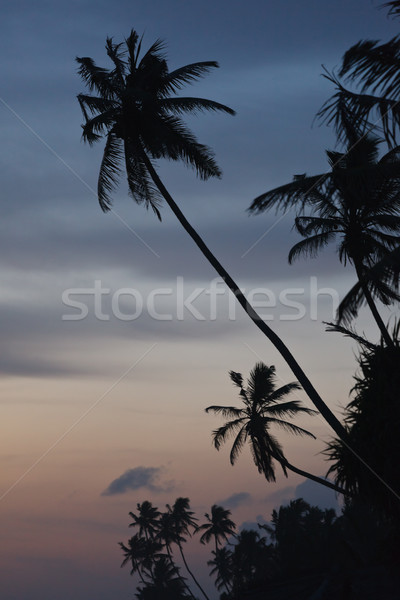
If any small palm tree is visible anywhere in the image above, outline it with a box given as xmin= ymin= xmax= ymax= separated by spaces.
xmin=249 ymin=134 xmax=400 ymax=346
xmin=76 ymin=29 xmax=348 ymax=443
xmin=206 ymin=363 xmax=346 ymax=494
xmin=129 ymin=501 xmax=161 ymax=540
xmin=198 ymin=504 xmax=236 ymax=553
xmin=207 ymin=547 xmax=234 ymax=594
xmin=120 ymin=533 xmax=164 ymax=584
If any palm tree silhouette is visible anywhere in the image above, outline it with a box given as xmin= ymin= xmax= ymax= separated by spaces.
xmin=156 ymin=511 xmax=199 ymax=600
xmin=76 ymin=29 xmax=348 ymax=443
xmin=120 ymin=532 xmax=163 ymax=585
xmin=249 ymin=134 xmax=400 ymax=346
xmin=206 ymin=363 xmax=346 ymax=493
xmin=318 ymin=2 xmax=400 ymax=148
xmin=135 ymin=555 xmax=191 ymax=600
xmin=198 ymin=504 xmax=236 ymax=553
xmin=166 ymin=498 xmax=209 ymax=600
xmin=207 ymin=547 xmax=234 ymax=595
xmin=129 ymin=501 xmax=161 ymax=540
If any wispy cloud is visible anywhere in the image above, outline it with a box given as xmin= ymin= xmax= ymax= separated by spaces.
xmin=101 ymin=466 xmax=174 ymax=496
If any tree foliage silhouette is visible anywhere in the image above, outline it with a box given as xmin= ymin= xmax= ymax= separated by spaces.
xmin=317 ymin=1 xmax=400 ymax=148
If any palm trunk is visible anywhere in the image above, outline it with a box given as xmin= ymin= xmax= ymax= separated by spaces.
xmin=143 ymin=155 xmax=348 ymax=443
xmin=166 ymin=543 xmax=198 ymax=600
xmin=279 ymin=457 xmax=349 ymax=496
xmin=177 ymin=541 xmax=211 ymax=600
xmin=354 ymin=261 xmax=393 ymax=347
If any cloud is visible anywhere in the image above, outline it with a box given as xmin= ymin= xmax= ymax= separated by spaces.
xmin=218 ymin=492 xmax=252 ymax=509
xmin=295 ymin=478 xmax=341 ymax=511
xmin=101 ymin=466 xmax=174 ymax=496
xmin=265 ymin=485 xmax=296 ymax=506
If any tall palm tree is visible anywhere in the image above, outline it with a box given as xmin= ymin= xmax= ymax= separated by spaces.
xmin=206 ymin=363 xmax=346 ymax=494
xmin=249 ymin=134 xmax=400 ymax=346
xmin=166 ymin=498 xmax=209 ymax=600
xmin=156 ymin=511 xmax=198 ymax=600
xmin=76 ymin=29 xmax=348 ymax=443
xmin=198 ymin=504 xmax=236 ymax=553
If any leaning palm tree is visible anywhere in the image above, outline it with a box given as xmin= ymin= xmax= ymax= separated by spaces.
xmin=206 ymin=363 xmax=346 ymax=494
xmin=249 ymin=133 xmax=400 ymax=346
xmin=76 ymin=29 xmax=348 ymax=442
xmin=198 ymin=504 xmax=236 ymax=553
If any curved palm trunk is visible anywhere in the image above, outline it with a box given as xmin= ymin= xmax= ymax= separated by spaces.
xmin=177 ymin=541 xmax=210 ymax=600
xmin=142 ymin=155 xmax=348 ymax=443
xmin=354 ymin=261 xmax=394 ymax=347
xmin=279 ymin=457 xmax=349 ymax=496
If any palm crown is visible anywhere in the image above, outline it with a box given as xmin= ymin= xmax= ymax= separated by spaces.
xmin=249 ymin=134 xmax=400 ymax=337
xmin=205 ymin=363 xmax=316 ymax=482
xmin=76 ymin=30 xmax=235 ymax=217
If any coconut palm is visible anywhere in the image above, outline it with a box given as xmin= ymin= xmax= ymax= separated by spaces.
xmin=198 ymin=504 xmax=236 ymax=553
xmin=76 ymin=29 xmax=348 ymax=443
xmin=120 ymin=533 xmax=164 ymax=584
xmin=129 ymin=501 xmax=161 ymax=540
xmin=317 ymin=2 xmax=400 ymax=148
xmin=249 ymin=134 xmax=400 ymax=346
xmin=207 ymin=547 xmax=234 ymax=594
xmin=135 ymin=555 xmax=191 ymax=600
xmin=165 ymin=498 xmax=209 ymax=600
xmin=206 ymin=363 xmax=346 ymax=494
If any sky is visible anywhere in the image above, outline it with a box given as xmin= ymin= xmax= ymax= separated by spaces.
xmin=0 ymin=1 xmax=399 ymax=598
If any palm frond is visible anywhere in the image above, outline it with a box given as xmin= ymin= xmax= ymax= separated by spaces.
xmin=98 ymin=131 xmax=124 ymax=211
xmin=383 ymin=1 xmax=400 ymax=18
xmin=205 ymin=405 xmax=244 ymax=418
xmin=288 ymin=231 xmax=336 ymax=263
xmin=229 ymin=370 xmax=243 ymax=389
xmin=265 ymin=399 xmax=316 ymax=418
xmin=161 ymin=61 xmax=220 ymax=94
xmin=124 ymin=139 xmax=163 ymax=219
xmin=76 ymin=56 xmax=117 ymax=99
xmin=105 ymin=37 xmax=126 ymax=84
xmin=249 ymin=173 xmax=330 ymax=214
xmin=324 ymin=321 xmax=377 ymax=349
xmin=160 ymin=97 xmax=235 ymax=116
xmin=266 ymin=383 xmax=302 ymax=403
xmin=229 ymin=425 xmax=248 ymax=465
xmin=340 ymin=36 xmax=400 ymax=96
xmin=211 ymin=418 xmax=246 ymax=451
xmin=265 ymin=417 xmax=316 ymax=439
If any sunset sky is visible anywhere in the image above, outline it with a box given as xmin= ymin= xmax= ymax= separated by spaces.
xmin=1 ymin=1 xmax=398 ymax=598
